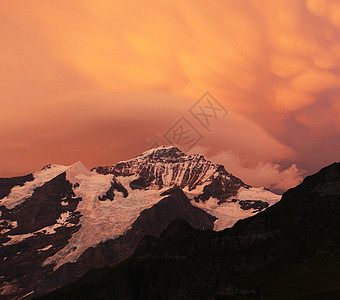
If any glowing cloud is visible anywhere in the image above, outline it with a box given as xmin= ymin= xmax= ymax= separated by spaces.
xmin=0 ymin=0 xmax=340 ymax=191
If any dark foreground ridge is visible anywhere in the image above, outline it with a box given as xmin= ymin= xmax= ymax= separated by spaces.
xmin=38 ymin=162 xmax=340 ymax=299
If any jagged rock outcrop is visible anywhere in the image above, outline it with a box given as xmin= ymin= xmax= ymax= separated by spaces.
xmin=95 ymin=146 xmax=250 ymax=202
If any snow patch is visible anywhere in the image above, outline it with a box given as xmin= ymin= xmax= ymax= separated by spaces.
xmin=2 ymin=211 xmax=74 ymax=246
xmin=117 ymin=145 xmax=180 ymax=164
xmin=0 ymin=161 xmax=93 ymax=210
xmin=38 ymin=245 xmax=52 ymax=252
xmin=43 ymin=172 xmax=168 ymax=270
xmin=0 ymin=220 xmax=18 ymax=234
xmin=192 ymin=197 xmax=257 ymax=230
xmin=141 ymin=145 xmax=177 ymax=156
xmin=0 ymin=164 xmax=71 ymax=209
xmin=191 ymin=187 xmax=281 ymax=230
xmin=66 ymin=161 xmax=93 ymax=183
xmin=18 ymin=291 xmax=34 ymax=300
xmin=237 ymin=187 xmax=281 ymax=205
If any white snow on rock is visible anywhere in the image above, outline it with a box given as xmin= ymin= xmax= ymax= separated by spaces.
xmin=140 ymin=145 xmax=176 ymax=157
xmin=66 ymin=161 xmax=93 ymax=183
xmin=191 ymin=197 xmax=256 ymax=230
xmin=190 ymin=187 xmax=281 ymax=230
xmin=0 ymin=147 xmax=283 ymax=271
xmin=0 ymin=164 xmax=70 ymax=209
xmin=117 ymin=145 xmax=177 ymax=164
xmin=237 ymin=187 xmax=281 ymax=205
xmin=191 ymin=197 xmax=254 ymax=230
xmin=2 ymin=211 xmax=74 ymax=246
xmin=37 ymin=245 xmax=53 ymax=252
xmin=42 ymin=152 xmax=281 ymax=269
xmin=0 ymin=161 xmax=92 ymax=210
xmin=44 ymin=170 xmax=169 ymax=270
xmin=0 ymin=220 xmax=17 ymax=235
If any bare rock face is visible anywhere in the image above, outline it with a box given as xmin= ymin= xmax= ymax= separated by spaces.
xmin=0 ymin=147 xmax=279 ymax=299
xmin=95 ymin=146 xmax=250 ymax=202
xmin=98 ymin=177 xmax=128 ymax=201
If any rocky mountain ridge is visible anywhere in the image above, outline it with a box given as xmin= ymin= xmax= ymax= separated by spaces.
xmin=0 ymin=146 xmax=280 ymax=299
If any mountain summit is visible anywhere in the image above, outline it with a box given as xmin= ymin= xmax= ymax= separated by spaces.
xmin=0 ymin=146 xmax=280 ymax=299
xmin=95 ymin=145 xmax=280 ymax=229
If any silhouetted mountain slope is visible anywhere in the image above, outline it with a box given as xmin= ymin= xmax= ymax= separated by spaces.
xmin=39 ymin=163 xmax=340 ymax=300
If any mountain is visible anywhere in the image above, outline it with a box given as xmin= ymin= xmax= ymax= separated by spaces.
xmin=94 ymin=146 xmax=280 ymax=229
xmin=0 ymin=146 xmax=279 ymax=299
xmin=39 ymin=162 xmax=340 ymax=300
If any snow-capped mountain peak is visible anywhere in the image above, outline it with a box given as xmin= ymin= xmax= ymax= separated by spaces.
xmin=96 ymin=146 xmax=244 ymax=197
xmin=66 ymin=161 xmax=93 ymax=184
xmin=140 ymin=145 xmax=183 ymax=157
xmin=0 ymin=147 xmax=281 ymax=299
xmin=116 ymin=145 xmax=186 ymax=165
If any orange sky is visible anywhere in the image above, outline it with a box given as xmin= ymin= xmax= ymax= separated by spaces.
xmin=1 ymin=0 xmax=340 ymax=192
